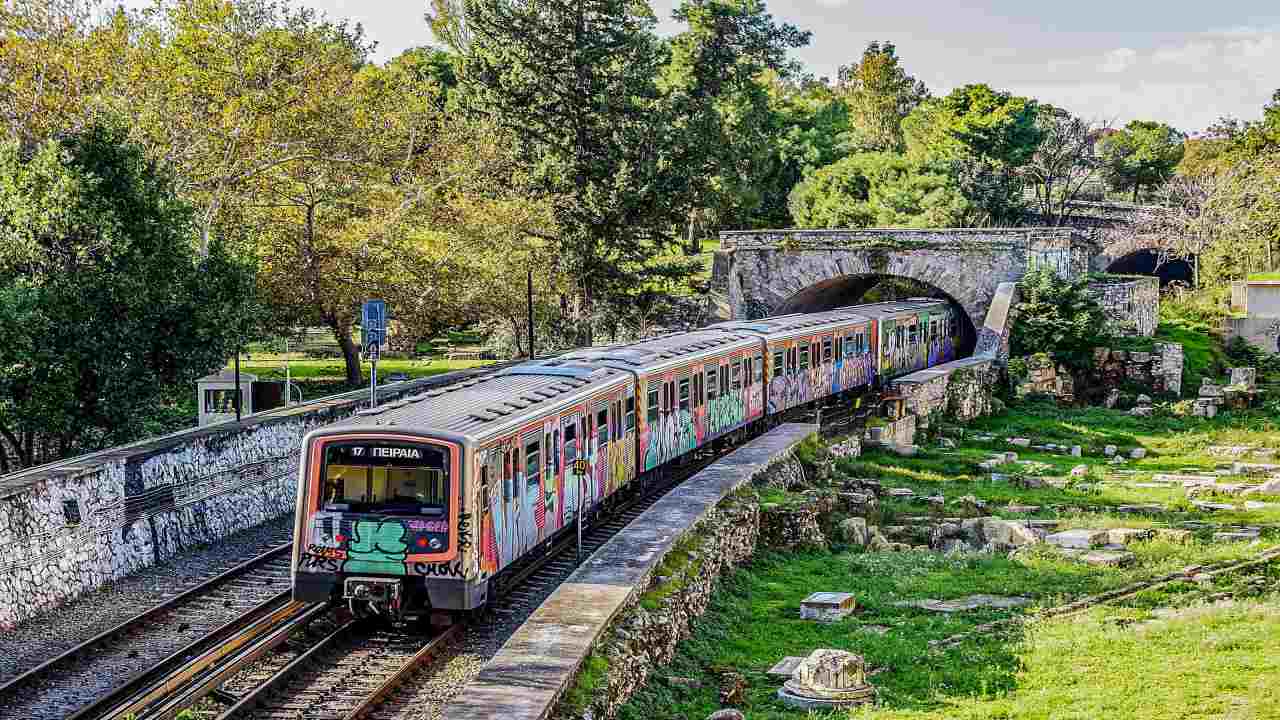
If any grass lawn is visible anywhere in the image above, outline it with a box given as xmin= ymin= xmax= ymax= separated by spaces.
xmin=1247 ymin=272 xmax=1280 ymax=281
xmin=229 ymin=357 xmax=493 ymax=382
xmin=617 ymin=401 xmax=1280 ymax=719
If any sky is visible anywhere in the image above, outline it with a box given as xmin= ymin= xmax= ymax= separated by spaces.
xmin=134 ymin=0 xmax=1280 ymax=132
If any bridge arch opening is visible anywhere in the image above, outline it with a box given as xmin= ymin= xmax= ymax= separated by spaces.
xmin=1105 ymin=249 xmax=1194 ymax=287
xmin=776 ymin=274 xmax=978 ymax=357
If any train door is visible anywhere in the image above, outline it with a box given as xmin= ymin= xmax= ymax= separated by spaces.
xmin=561 ymin=412 xmax=582 ymax=525
xmin=593 ymin=401 xmax=610 ymax=503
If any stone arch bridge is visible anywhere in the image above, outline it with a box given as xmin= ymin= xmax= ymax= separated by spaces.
xmin=710 ymin=227 xmax=1093 ymax=336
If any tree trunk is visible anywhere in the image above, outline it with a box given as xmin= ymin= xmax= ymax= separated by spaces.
xmin=330 ymin=319 xmax=362 ymax=386
xmin=1132 ymin=183 xmax=1139 ymax=203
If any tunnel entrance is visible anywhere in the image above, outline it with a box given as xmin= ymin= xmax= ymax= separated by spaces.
xmin=1105 ymin=250 xmax=1194 ymax=287
xmin=777 ymin=274 xmax=978 ymax=357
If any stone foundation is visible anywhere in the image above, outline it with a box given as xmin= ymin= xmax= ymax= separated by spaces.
xmin=1011 ymin=342 xmax=1184 ymax=405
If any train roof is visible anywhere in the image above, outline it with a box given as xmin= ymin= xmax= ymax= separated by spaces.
xmin=330 ymin=360 xmax=630 ymax=443
xmin=706 ymin=307 xmax=870 ymax=337
xmin=849 ymin=298 xmax=950 ymax=318
xmin=555 ymin=329 xmax=760 ymax=374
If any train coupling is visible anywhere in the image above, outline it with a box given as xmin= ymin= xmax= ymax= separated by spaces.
xmin=344 ymin=577 xmax=403 ymax=621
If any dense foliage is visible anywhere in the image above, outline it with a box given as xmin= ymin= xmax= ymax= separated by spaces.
xmin=1009 ymin=266 xmax=1110 ymax=369
xmin=0 ymin=124 xmax=253 ymax=471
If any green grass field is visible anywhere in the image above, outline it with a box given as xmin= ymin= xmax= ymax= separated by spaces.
xmin=616 ymin=400 xmax=1280 ymax=720
xmin=229 ymin=357 xmax=493 ymax=382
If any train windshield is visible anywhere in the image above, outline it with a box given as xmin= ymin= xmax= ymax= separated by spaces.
xmin=320 ymin=441 xmax=450 ymax=516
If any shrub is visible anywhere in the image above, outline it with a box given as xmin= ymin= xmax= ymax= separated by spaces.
xmin=1011 ymin=267 xmax=1111 ymax=369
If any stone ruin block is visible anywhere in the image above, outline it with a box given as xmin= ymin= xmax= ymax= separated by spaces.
xmin=1107 ymin=527 xmax=1153 ymax=545
xmin=1229 ymin=367 xmax=1257 ymax=393
xmin=778 ymin=649 xmax=876 ymax=710
xmin=1081 ymin=550 xmax=1135 ymax=567
xmin=1046 ymin=528 xmax=1107 ymax=549
xmin=800 ymin=592 xmax=857 ymax=622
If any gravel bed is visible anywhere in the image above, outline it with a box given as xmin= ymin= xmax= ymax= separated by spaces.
xmin=0 ymin=515 xmax=294 ymax=687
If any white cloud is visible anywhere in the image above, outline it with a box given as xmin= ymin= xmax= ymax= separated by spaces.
xmin=1098 ymin=47 xmax=1138 ymax=73
xmin=1033 ymin=28 xmax=1280 ymax=130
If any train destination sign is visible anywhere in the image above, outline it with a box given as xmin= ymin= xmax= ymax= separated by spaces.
xmin=324 ymin=442 xmax=447 ymax=468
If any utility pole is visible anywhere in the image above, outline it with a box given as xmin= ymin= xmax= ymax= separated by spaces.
xmin=233 ymin=348 xmax=242 ymax=422
xmin=527 ymin=268 xmax=535 ymax=359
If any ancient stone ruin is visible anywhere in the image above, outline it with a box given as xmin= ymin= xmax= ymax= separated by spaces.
xmin=776 ymin=649 xmax=876 ymax=710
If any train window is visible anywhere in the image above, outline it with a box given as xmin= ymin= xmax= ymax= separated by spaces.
xmin=799 ymin=346 xmax=809 ymax=371
xmin=706 ymin=367 xmax=718 ymax=400
xmin=525 ymin=439 xmax=541 ymax=490
xmin=743 ymin=357 xmax=752 ymax=387
xmin=754 ymin=354 xmax=763 ymax=382
xmin=909 ymin=324 xmax=918 ymax=345
xmin=595 ymin=408 xmax=609 ymax=444
xmin=647 ymin=387 xmax=659 ymax=424
xmin=625 ymin=396 xmax=636 ymax=431
xmin=693 ymin=373 xmax=702 ymax=407
xmin=321 ymin=442 xmax=450 ymax=516
xmin=503 ymin=449 xmax=513 ymax=501
xmin=835 ymin=337 xmax=842 ymax=358
xmin=719 ymin=365 xmax=729 ymax=395
xmin=679 ymin=378 xmax=690 ymax=411
xmin=731 ymin=361 xmax=742 ymax=390
xmin=823 ymin=338 xmax=832 ymax=362
xmin=773 ymin=350 xmax=784 ymax=377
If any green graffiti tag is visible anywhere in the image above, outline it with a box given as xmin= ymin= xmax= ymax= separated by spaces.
xmin=342 ymin=520 xmax=408 ymax=575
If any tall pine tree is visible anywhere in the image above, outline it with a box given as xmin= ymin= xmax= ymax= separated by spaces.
xmin=462 ymin=0 xmax=679 ymax=344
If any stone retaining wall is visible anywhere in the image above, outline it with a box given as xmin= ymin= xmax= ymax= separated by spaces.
xmin=1087 ymin=276 xmax=1159 ymax=337
xmin=553 ymin=444 xmax=816 ymax=720
xmin=0 ymin=369 xmax=492 ymax=629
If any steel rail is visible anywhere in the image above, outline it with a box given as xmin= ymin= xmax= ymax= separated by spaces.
xmin=341 ymin=624 xmax=463 ymax=720
xmin=0 ymin=542 xmax=293 ymax=705
xmin=62 ymin=591 xmax=298 ymax=720
xmin=215 ymin=616 xmax=362 ymax=720
xmin=114 ymin=602 xmax=334 ymax=720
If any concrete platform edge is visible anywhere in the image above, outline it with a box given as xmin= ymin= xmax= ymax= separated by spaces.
xmin=441 ymin=423 xmax=819 ymax=720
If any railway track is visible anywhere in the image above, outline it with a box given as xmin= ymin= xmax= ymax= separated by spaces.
xmin=0 ymin=543 xmax=295 ymax=720
xmin=13 ymin=403 xmax=857 ymax=720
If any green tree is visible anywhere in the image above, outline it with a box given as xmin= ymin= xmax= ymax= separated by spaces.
xmin=1009 ymin=266 xmax=1109 ymax=369
xmin=0 ymin=123 xmax=253 ymax=471
xmin=903 ymin=84 xmax=1042 ymax=225
xmin=461 ymin=0 xmax=682 ymax=345
xmin=836 ymin=40 xmax=929 ymax=153
xmin=1024 ymin=106 xmax=1103 ymax=225
xmin=1097 ymin=120 xmax=1186 ymax=202
xmin=661 ymin=0 xmax=810 ymax=247
xmin=787 ymin=151 xmax=968 ymax=228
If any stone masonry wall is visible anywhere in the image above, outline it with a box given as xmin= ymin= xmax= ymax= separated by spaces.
xmin=555 ymin=453 xmax=811 ymax=720
xmin=1012 ymin=343 xmax=1184 ymax=404
xmin=1087 ymin=276 xmax=1159 ymax=337
xmin=0 ymin=370 xmax=488 ymax=629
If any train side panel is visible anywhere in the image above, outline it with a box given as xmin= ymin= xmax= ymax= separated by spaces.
xmin=473 ymin=383 xmax=636 ymax=580
xmin=638 ymin=347 xmax=764 ymax=472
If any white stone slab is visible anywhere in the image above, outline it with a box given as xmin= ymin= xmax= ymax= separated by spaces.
xmin=1047 ymin=529 xmax=1107 ymax=549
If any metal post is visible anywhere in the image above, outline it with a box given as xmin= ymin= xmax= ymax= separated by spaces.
xmin=284 ymin=337 xmax=292 ymax=405
xmin=370 ymin=355 xmax=378 ymax=409
xmin=576 ymin=468 xmax=584 ymax=562
xmin=233 ymin=349 xmax=242 ymax=422
xmin=527 ymin=268 xmax=535 ymax=359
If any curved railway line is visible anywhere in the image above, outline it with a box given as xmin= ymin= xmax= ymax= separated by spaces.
xmin=0 ymin=543 xmax=295 ymax=720
xmin=2 ymin=400 xmax=840 ymax=720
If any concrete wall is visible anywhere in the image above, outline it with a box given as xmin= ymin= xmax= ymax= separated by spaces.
xmin=0 ymin=369 xmax=493 ymax=629
xmin=1246 ymin=283 xmax=1280 ymax=317
xmin=1088 ymin=276 xmax=1160 ymax=337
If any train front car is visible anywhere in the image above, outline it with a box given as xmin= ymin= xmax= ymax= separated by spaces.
xmin=292 ymin=427 xmax=465 ymax=622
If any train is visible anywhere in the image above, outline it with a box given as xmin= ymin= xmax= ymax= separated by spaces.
xmin=291 ymin=300 xmax=959 ymax=620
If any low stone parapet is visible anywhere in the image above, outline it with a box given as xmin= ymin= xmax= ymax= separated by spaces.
xmin=441 ymin=423 xmax=819 ymax=720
